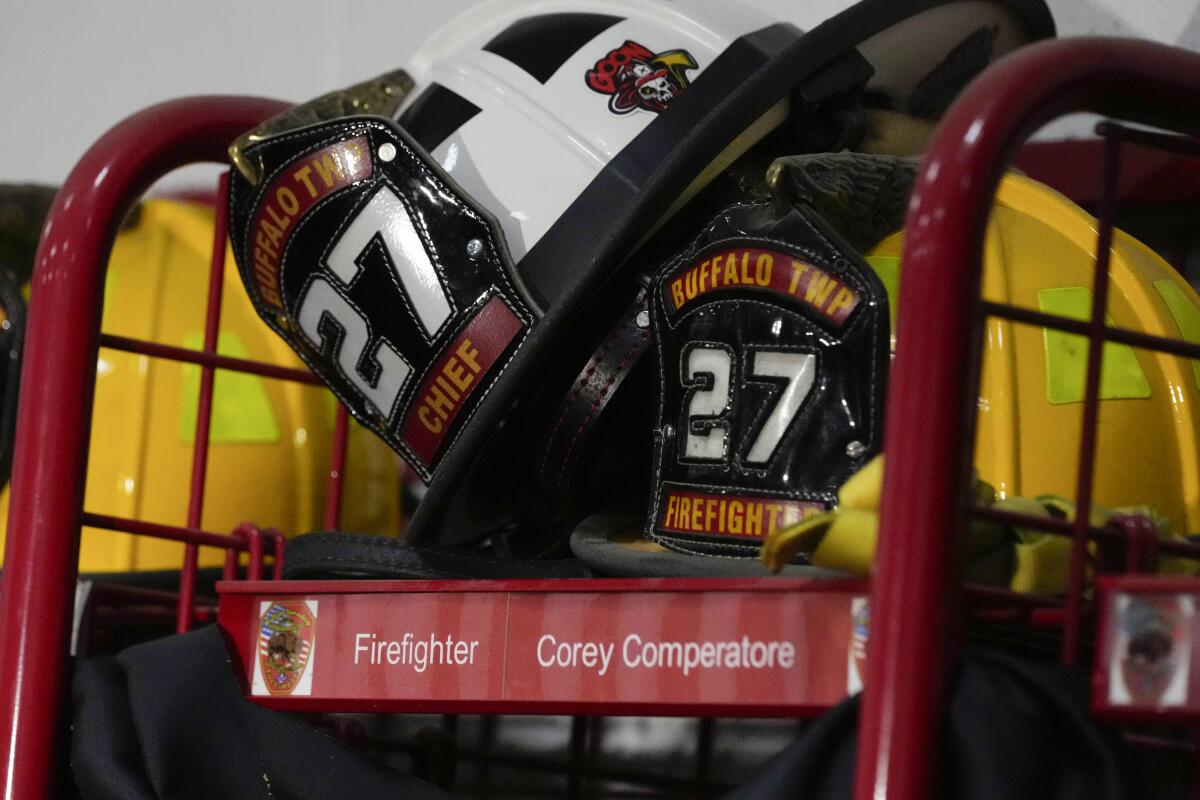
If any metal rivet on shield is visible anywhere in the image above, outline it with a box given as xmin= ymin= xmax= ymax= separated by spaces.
xmin=845 ymin=440 xmax=867 ymax=459
xmin=364 ymin=403 xmax=386 ymax=426
xmin=466 ymin=239 xmax=484 ymax=259
xmin=636 ymin=310 xmax=650 ymax=329
xmin=377 ymin=143 xmax=397 ymax=163
xmin=275 ymin=313 xmax=292 ymax=331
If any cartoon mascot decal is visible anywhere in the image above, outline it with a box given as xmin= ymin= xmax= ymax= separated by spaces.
xmin=586 ymin=40 xmax=699 ymax=114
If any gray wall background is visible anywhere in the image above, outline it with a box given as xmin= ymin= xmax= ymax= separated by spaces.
xmin=1 ymin=0 xmax=1196 ymax=190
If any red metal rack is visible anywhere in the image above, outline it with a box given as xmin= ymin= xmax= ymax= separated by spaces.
xmin=0 ymin=96 xmax=291 ymax=797
xmin=860 ymin=37 xmax=1200 ymax=799
xmin=3 ymin=37 xmax=1200 ymax=799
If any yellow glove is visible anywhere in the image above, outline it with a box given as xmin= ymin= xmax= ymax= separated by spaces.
xmin=1006 ymin=497 xmax=1196 ymax=594
xmin=760 ymin=456 xmax=882 ymax=574
xmin=761 ymin=456 xmax=1002 ymax=574
xmin=760 ymin=455 xmax=1197 ymax=591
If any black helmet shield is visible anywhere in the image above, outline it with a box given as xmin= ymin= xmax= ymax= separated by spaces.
xmin=227 ymin=0 xmax=1053 ymax=555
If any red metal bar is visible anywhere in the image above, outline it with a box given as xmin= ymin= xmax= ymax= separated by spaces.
xmin=222 ymin=526 xmax=250 ymax=582
xmin=91 ymin=606 xmax=216 ymax=624
xmin=77 ymin=582 xmax=219 ymax=651
xmin=1029 ymin=608 xmax=1072 ymax=628
xmin=0 ymin=95 xmax=289 ymax=800
xmin=1062 ymin=130 xmax=1121 ymax=667
xmin=970 ymin=505 xmax=1200 ymax=560
xmin=1100 ymin=121 xmax=1200 ymax=158
xmin=219 ymin=576 xmax=869 ymax=595
xmin=1016 ymin=141 xmax=1200 ymax=208
xmin=244 ymin=525 xmax=264 ymax=582
xmin=178 ymin=172 xmax=230 ymax=633
xmin=86 ymin=583 xmax=205 ymax=608
xmin=1116 ymin=514 xmax=1161 ymax=574
xmin=98 ymin=334 xmax=324 ymax=385
xmin=855 ymin=39 xmax=1200 ymax=800
xmin=323 ymin=404 xmax=350 ymax=531
xmin=366 ymin=736 xmax=735 ymax=794
xmin=1124 ymin=521 xmax=1145 ymax=576
xmin=81 ymin=512 xmax=274 ymax=552
xmin=267 ymin=529 xmax=287 ymax=580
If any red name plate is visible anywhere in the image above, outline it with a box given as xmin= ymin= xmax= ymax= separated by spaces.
xmin=1093 ymin=576 xmax=1200 ymax=724
xmin=218 ymin=578 xmax=868 ymax=716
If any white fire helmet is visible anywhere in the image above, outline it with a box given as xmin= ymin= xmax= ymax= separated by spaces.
xmin=226 ymin=0 xmax=1054 ymax=555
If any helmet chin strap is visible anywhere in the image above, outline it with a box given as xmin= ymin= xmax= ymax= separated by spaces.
xmin=533 ymin=289 xmax=651 ymax=556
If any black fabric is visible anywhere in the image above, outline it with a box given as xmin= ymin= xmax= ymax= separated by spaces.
xmin=482 ymin=13 xmax=622 ymax=83
xmin=726 ymin=649 xmax=1127 ymax=800
xmin=282 ymin=531 xmax=593 ymax=580
xmin=71 ymin=625 xmax=455 ymax=800
xmin=80 ymin=567 xmax=225 ymax=594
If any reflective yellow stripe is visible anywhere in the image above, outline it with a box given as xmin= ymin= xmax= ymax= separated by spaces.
xmin=180 ymin=332 xmax=280 ymax=443
xmin=1153 ymin=279 xmax=1200 ymax=391
xmin=1037 ymin=287 xmax=1151 ymax=404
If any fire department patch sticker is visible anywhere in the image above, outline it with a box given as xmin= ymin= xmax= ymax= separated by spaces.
xmin=253 ymin=599 xmax=318 ymax=696
xmin=645 ymin=201 xmax=889 ymax=559
xmin=1108 ymin=593 xmax=1192 ymax=707
xmin=226 ymin=118 xmax=534 ymax=483
xmin=847 ymin=596 xmax=869 ymax=694
xmin=586 ymin=40 xmax=698 ymax=114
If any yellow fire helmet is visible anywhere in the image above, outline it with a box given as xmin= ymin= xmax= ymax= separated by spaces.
xmin=867 ymin=172 xmax=1200 ymax=537
xmin=0 ymin=192 xmax=403 ymax=572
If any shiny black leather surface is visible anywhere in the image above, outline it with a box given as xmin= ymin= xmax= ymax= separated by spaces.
xmin=647 ymin=200 xmax=888 ymax=556
xmin=227 ymin=118 xmax=534 ymax=480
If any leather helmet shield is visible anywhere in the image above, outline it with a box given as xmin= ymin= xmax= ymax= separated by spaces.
xmin=648 ymin=201 xmax=888 ymax=557
xmin=226 ymin=0 xmax=1054 ymax=552
xmin=227 ymin=118 xmax=534 ymax=482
